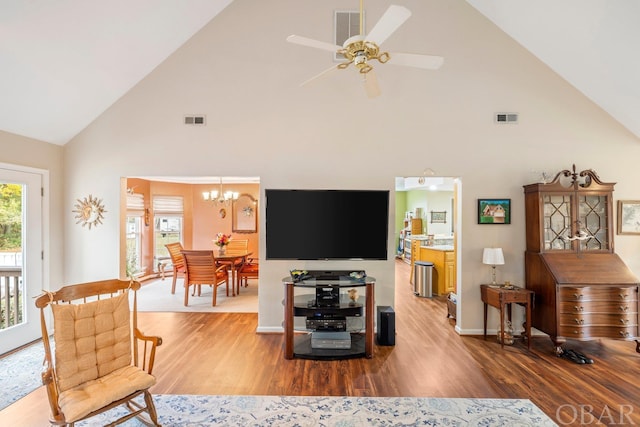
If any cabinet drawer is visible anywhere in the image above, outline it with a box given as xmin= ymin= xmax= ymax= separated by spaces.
xmin=558 ymin=312 xmax=638 ymax=327
xmin=559 ymin=286 xmax=638 ymax=302
xmin=558 ymin=301 xmax=637 ymax=314
xmin=558 ymin=325 xmax=638 ymax=339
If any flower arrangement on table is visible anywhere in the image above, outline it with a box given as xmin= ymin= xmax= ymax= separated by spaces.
xmin=214 ymin=233 xmax=232 ymax=253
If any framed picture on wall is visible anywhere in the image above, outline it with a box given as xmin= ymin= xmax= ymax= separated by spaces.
xmin=430 ymin=211 xmax=447 ymax=223
xmin=617 ymin=200 xmax=640 ymax=235
xmin=478 ymin=199 xmax=511 ymax=224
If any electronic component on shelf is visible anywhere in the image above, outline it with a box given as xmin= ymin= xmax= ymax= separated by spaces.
xmin=311 ymin=331 xmax=351 ymax=349
xmin=306 ymin=316 xmax=346 ymax=331
xmin=316 ymin=286 xmax=339 ymax=307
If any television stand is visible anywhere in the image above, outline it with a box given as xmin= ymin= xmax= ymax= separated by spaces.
xmin=283 ymin=271 xmax=375 ymax=360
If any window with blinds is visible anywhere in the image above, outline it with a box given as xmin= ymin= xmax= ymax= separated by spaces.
xmin=126 ymin=193 xmax=145 ymax=276
xmin=126 ymin=193 xmax=144 ymax=210
xmin=153 ymin=196 xmax=184 ymax=263
xmin=153 ymin=196 xmax=184 ymax=213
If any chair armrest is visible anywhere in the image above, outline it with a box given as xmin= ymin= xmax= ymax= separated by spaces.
xmin=134 ymin=328 xmax=162 ymax=374
xmin=41 ymin=361 xmax=65 ymax=422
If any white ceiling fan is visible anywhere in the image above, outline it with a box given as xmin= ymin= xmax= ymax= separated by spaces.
xmin=286 ymin=1 xmax=444 ymax=98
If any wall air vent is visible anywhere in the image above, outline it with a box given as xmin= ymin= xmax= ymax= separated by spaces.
xmin=184 ymin=115 xmax=206 ymax=125
xmin=495 ymin=113 xmax=518 ymax=124
xmin=334 ymin=10 xmax=363 ymax=61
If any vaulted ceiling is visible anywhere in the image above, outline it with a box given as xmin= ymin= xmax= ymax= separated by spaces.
xmin=1 ymin=0 xmax=638 ymax=145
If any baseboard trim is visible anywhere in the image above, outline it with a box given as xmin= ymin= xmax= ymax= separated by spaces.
xmin=257 ymin=326 xmax=284 ymax=334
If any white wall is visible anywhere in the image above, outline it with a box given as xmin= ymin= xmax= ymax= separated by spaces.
xmin=402 ymin=189 xmax=454 ymax=236
xmin=58 ymin=0 xmax=640 ymax=335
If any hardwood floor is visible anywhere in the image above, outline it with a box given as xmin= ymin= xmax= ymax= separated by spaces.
xmin=3 ymin=260 xmax=640 ymax=425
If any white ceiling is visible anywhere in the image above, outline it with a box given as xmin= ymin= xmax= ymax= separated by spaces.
xmin=0 ymin=0 xmax=233 ymax=145
xmin=1 ymin=0 xmax=638 ymax=145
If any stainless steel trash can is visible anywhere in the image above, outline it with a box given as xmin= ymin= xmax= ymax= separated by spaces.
xmin=414 ymin=261 xmax=433 ymax=297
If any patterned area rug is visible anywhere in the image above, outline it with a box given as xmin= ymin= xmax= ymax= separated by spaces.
xmin=0 ymin=339 xmax=47 ymax=410
xmin=82 ymin=394 xmax=557 ymax=426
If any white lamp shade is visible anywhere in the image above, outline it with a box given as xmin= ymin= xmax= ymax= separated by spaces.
xmin=482 ymin=248 xmax=505 ymax=265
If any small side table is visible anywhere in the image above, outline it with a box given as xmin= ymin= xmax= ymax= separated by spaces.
xmin=480 ymin=284 xmax=534 ymax=349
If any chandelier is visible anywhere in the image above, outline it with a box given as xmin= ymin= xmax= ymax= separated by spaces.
xmin=202 ymin=178 xmax=238 ymax=206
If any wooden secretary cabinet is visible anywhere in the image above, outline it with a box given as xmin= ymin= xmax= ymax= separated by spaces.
xmin=523 ymin=165 xmax=640 ymax=354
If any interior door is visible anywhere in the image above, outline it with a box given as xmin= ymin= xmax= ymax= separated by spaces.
xmin=0 ymin=166 xmax=43 ymax=354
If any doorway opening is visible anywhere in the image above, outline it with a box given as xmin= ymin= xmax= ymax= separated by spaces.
xmin=120 ymin=176 xmax=260 ymax=313
xmin=394 ymin=176 xmax=461 ymax=324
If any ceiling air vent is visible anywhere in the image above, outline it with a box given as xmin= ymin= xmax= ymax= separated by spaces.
xmin=184 ymin=115 xmax=206 ymax=126
xmin=495 ymin=113 xmax=518 ymax=124
xmin=334 ymin=10 xmax=363 ymax=61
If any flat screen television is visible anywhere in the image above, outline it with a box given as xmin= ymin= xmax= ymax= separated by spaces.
xmin=265 ymin=189 xmax=389 ymax=260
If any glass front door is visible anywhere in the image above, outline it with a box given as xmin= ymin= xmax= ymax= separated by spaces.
xmin=0 ymin=166 xmax=43 ymax=354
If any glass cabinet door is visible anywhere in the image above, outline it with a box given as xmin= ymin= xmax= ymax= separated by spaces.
xmin=577 ymin=194 xmax=610 ymax=251
xmin=542 ymin=193 xmax=610 ymax=252
xmin=543 ymin=194 xmax=572 ymax=250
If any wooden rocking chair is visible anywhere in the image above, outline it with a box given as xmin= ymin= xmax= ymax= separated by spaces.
xmin=35 ymin=279 xmax=163 ymax=426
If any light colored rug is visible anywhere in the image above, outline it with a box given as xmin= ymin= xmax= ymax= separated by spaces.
xmin=81 ymin=394 xmax=557 ymax=426
xmin=0 ymin=340 xmax=47 ymax=411
xmin=136 ymin=277 xmax=258 ymax=313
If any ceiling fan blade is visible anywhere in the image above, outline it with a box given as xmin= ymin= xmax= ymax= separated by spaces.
xmin=286 ymin=35 xmax=341 ymax=53
xmin=300 ymin=64 xmax=340 ymax=87
xmin=363 ymin=70 xmax=381 ymax=98
xmin=366 ymin=5 xmax=412 ymax=46
xmin=387 ymin=53 xmax=444 ymax=70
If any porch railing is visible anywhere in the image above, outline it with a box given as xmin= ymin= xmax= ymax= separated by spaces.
xmin=0 ymin=267 xmax=23 ymax=330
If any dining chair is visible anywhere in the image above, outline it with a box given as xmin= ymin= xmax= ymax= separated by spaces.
xmin=226 ymin=239 xmax=249 ymax=252
xmin=181 ymin=249 xmax=229 ymax=306
xmin=238 ymin=256 xmax=259 ymax=287
xmin=216 ymin=238 xmax=249 ymax=269
xmin=165 ymin=242 xmax=186 ymax=294
xmin=34 ymin=279 xmax=162 ymax=426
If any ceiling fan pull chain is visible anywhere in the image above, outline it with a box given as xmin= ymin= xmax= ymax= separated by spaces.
xmin=359 ymin=0 xmax=364 ymax=35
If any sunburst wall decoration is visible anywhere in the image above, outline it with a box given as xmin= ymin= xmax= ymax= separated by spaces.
xmin=73 ymin=194 xmax=106 ymax=229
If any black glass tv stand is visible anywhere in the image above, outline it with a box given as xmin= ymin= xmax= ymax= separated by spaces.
xmin=283 ymin=271 xmax=375 ymax=360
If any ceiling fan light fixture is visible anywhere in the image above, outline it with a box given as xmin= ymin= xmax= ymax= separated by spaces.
xmin=343 ymin=34 xmax=365 ymax=48
xmin=354 ymin=51 xmax=371 ymax=73
xmin=286 ymin=2 xmax=443 ymax=96
xmin=377 ymin=51 xmax=390 ymax=64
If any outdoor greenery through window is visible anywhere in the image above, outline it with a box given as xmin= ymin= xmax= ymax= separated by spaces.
xmin=153 ymin=196 xmax=184 ymax=268
xmin=126 ymin=215 xmax=142 ymax=277
xmin=0 ymin=184 xmax=22 ymax=251
xmin=154 ymin=216 xmax=182 ymax=263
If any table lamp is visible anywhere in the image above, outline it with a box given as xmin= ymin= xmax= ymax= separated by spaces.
xmin=483 ymin=247 xmax=505 ymax=285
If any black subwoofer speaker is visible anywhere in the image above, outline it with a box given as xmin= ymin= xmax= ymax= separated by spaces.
xmin=376 ymin=306 xmax=395 ymax=346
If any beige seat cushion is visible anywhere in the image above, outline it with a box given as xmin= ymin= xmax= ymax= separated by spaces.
xmin=58 ymin=365 xmax=156 ymax=422
xmin=51 ymin=291 xmax=156 ymax=422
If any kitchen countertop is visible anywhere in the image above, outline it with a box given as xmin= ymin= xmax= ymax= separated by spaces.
xmin=406 ymin=234 xmax=430 ymax=240
xmin=421 ymin=244 xmax=454 ymax=251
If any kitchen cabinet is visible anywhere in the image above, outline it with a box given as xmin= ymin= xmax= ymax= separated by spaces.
xmin=402 ymin=218 xmax=424 ymax=265
xmin=523 ymin=165 xmax=640 ymax=354
xmin=418 ymin=246 xmax=455 ymax=295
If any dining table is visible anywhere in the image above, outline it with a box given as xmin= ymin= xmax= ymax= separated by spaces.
xmin=215 ymin=250 xmax=252 ymax=296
